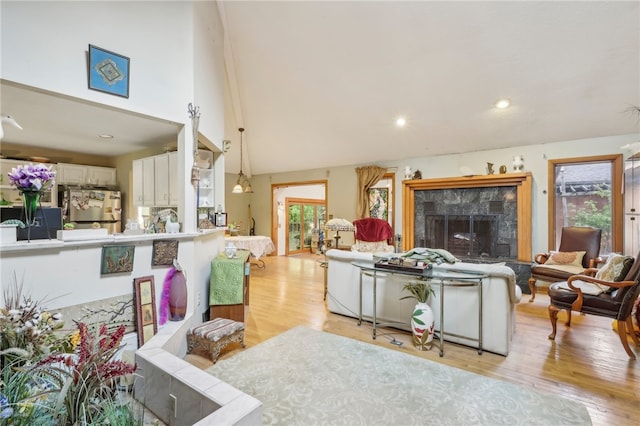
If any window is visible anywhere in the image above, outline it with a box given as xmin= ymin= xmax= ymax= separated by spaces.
xmin=548 ymin=155 xmax=623 ymax=254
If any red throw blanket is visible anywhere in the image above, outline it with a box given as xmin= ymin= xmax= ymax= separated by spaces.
xmin=354 ymin=218 xmax=392 ymax=242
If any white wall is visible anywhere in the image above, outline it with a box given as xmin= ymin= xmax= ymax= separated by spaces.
xmin=0 ymin=1 xmax=226 ymax=318
xmin=0 ymin=233 xmax=225 ymax=334
xmin=245 ymin=133 xmax=638 ymax=257
xmin=0 ymin=1 xmax=228 ymax=233
xmin=192 ymin=1 xmax=227 ymax=214
xmin=1 ymin=1 xmax=193 ymax=124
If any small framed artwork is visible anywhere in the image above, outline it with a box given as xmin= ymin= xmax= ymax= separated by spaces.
xmin=152 ymin=239 xmax=179 ymax=266
xmin=368 ymin=187 xmax=389 ymax=220
xmin=142 ymin=324 xmax=155 ymax=344
xmin=141 ymin=304 xmax=154 ymax=326
xmin=88 ymin=44 xmax=130 ymax=98
xmin=134 ymin=276 xmax=157 ymax=347
xmin=101 ymin=245 xmax=135 ymax=275
xmin=215 ymin=213 xmax=227 ymax=227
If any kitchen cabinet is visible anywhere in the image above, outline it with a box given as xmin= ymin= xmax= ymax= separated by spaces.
xmin=132 ymin=152 xmax=179 ymax=207
xmin=57 ymin=163 xmax=86 ymax=185
xmin=132 ymin=159 xmax=144 ymax=206
xmin=168 ymin=152 xmax=179 ymax=206
xmin=0 ymin=159 xmax=57 ymax=207
xmin=57 ymin=163 xmax=116 ymax=186
xmin=87 ymin=166 xmax=116 ymax=186
xmin=624 ymin=153 xmax=640 ymax=256
xmin=154 ymin=154 xmax=170 ymax=206
xmin=142 ymin=157 xmax=155 ymax=206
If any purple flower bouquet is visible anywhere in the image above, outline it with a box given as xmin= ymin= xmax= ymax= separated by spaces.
xmin=7 ymin=163 xmax=56 ymax=192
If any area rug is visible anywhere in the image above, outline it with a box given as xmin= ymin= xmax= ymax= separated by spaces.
xmin=207 ymin=326 xmax=591 ymax=425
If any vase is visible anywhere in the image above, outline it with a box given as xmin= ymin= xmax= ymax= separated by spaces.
xmin=21 ymin=189 xmax=41 ymax=226
xmin=166 ymin=218 xmax=180 ymax=233
xmin=21 ymin=189 xmax=43 ymax=242
xmin=411 ymin=302 xmax=435 ymax=351
xmin=168 ymin=269 xmax=187 ymax=321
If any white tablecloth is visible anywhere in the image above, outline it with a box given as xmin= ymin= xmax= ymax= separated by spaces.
xmin=225 ymin=236 xmax=275 ymax=260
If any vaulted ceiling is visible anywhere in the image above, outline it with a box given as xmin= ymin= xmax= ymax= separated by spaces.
xmin=2 ymin=1 xmax=639 ymax=177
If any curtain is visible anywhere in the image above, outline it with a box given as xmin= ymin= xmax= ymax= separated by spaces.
xmin=355 ymin=165 xmax=387 ymax=219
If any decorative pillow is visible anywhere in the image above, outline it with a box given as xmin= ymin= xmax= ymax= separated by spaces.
xmin=595 ymin=254 xmax=635 ymax=293
xmin=351 ymin=240 xmax=394 ymax=253
xmin=544 ymin=251 xmax=586 ymax=268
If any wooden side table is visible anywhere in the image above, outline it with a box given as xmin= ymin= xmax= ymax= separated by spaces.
xmin=209 ymin=250 xmax=251 ymax=322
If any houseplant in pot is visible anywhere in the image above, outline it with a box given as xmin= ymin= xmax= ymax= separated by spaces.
xmin=400 ymin=279 xmax=435 ymax=351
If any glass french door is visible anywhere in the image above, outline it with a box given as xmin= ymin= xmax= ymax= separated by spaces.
xmin=286 ymin=198 xmax=326 ymax=255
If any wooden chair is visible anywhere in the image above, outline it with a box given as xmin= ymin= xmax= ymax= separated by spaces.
xmin=528 ymin=226 xmax=602 ymax=302
xmin=547 ymin=251 xmax=640 ymax=358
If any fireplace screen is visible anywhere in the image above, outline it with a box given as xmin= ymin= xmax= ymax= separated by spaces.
xmin=424 ymin=215 xmax=501 ymax=258
xmin=415 ymin=186 xmax=518 ymax=260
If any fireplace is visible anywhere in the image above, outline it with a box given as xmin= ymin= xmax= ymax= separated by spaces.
xmin=423 ymin=214 xmax=506 ymax=258
xmin=402 ymin=173 xmax=532 ymax=262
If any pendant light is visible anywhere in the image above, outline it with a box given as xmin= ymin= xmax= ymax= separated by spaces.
xmin=232 ymin=128 xmax=253 ymax=194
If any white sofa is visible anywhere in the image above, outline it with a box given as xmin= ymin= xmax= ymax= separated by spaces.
xmin=326 ymin=249 xmax=523 ymax=356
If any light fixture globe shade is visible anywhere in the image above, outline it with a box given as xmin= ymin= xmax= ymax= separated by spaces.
xmin=232 ymin=183 xmax=243 ymax=193
xmin=495 ymin=98 xmax=511 ymax=109
xmin=243 ymin=183 xmax=253 ymax=193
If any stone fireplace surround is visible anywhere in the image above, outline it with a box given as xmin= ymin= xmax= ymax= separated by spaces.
xmin=402 ymin=173 xmax=533 ymax=293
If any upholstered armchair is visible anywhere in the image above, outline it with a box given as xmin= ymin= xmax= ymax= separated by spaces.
xmin=528 ymin=226 xmax=602 ymax=302
xmin=547 ymin=251 xmax=640 ymax=358
xmin=351 ymin=218 xmax=394 ymax=253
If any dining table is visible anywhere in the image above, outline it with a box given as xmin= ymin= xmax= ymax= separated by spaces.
xmin=224 ymin=235 xmax=275 ymax=268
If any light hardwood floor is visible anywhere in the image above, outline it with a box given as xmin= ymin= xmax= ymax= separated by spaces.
xmin=186 ymin=254 xmax=639 ymax=426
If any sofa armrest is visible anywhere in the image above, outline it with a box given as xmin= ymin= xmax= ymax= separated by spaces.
xmin=326 ymin=249 xmax=374 ymax=263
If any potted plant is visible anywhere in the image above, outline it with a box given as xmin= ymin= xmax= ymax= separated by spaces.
xmin=400 ymin=279 xmax=435 ymax=351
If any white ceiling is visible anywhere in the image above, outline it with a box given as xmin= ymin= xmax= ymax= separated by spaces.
xmin=2 ymin=1 xmax=639 ymax=175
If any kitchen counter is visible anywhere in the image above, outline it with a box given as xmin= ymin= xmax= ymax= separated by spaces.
xmin=0 ymin=228 xmax=224 ymax=254
xmin=1 ymin=228 xmax=225 ymax=316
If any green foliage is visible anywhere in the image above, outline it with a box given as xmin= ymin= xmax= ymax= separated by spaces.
xmin=0 ymin=275 xmax=68 ymax=369
xmin=1 ymin=278 xmax=139 ymax=425
xmin=400 ymin=279 xmax=435 ymax=303
xmin=36 ymin=323 xmax=136 ymax=425
xmin=568 ymin=188 xmax=612 ymax=249
xmin=92 ymin=399 xmax=144 ymax=426
xmin=569 ymin=189 xmax=611 ymax=230
xmin=0 ymin=358 xmax=60 ymax=425
xmin=288 ymin=205 xmax=300 ymax=223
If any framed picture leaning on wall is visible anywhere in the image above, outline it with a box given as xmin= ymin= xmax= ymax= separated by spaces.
xmin=134 ymin=276 xmax=157 ymax=347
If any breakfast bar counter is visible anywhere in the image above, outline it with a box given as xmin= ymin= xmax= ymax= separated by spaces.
xmin=0 ymin=229 xmax=225 ymax=314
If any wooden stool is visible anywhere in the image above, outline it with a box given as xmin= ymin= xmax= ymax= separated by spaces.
xmin=186 ymin=318 xmax=245 ymax=363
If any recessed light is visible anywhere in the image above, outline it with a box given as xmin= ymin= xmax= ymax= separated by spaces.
xmin=396 ymin=117 xmax=407 ymax=127
xmin=99 ymin=134 xmax=114 ymax=139
xmin=495 ymin=99 xmax=511 ymax=109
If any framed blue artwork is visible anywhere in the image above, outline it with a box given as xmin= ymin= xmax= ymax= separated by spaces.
xmin=88 ymin=44 xmax=130 ymax=98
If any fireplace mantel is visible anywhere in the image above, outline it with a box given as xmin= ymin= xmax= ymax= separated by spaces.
xmin=402 ymin=172 xmax=533 ymax=261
